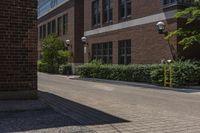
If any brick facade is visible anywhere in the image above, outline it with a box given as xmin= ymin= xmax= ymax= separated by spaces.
xmin=38 ymin=0 xmax=84 ymax=64
xmin=0 ymin=0 xmax=38 ymax=99
xmin=83 ymin=0 xmax=200 ymax=64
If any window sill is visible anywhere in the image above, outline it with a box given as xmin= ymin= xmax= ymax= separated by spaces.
xmin=92 ymin=24 xmax=101 ymax=30
xmin=102 ymin=21 xmax=113 ymax=27
xmin=119 ymin=16 xmax=132 ymax=23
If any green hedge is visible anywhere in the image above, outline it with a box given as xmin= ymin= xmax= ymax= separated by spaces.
xmin=78 ymin=61 xmax=200 ymax=87
xmin=78 ymin=64 xmax=161 ymax=83
xmin=59 ymin=64 xmax=72 ymax=75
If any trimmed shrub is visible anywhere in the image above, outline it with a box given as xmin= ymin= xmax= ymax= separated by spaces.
xmin=78 ymin=60 xmax=200 ymax=87
xmin=78 ymin=64 xmax=160 ymax=83
xmin=172 ymin=61 xmax=200 ymax=87
xmin=59 ymin=64 xmax=72 ymax=75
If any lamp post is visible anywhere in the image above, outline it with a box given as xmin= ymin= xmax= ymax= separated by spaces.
xmin=65 ymin=39 xmax=73 ymax=56
xmin=81 ymin=36 xmax=90 ymax=58
xmin=81 ymin=36 xmax=91 ymax=62
xmin=65 ymin=39 xmax=71 ymax=48
xmin=156 ymin=21 xmax=176 ymax=60
xmin=81 ymin=36 xmax=87 ymax=45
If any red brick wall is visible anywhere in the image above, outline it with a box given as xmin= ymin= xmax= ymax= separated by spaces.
xmin=0 ymin=0 xmax=38 ymax=98
xmin=84 ymin=0 xmax=163 ymax=31
xmin=38 ymin=0 xmax=84 ymax=64
xmin=85 ymin=19 xmax=177 ymax=64
xmin=84 ymin=0 xmax=177 ymax=64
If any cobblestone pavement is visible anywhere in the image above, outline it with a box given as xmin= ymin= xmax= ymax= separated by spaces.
xmin=6 ymin=72 xmax=200 ymax=133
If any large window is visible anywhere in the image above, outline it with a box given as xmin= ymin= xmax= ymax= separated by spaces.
xmin=63 ymin=14 xmax=68 ymax=35
xmin=57 ymin=17 xmax=62 ymax=36
xmin=47 ymin=22 xmax=52 ymax=35
xmin=52 ymin=20 xmax=56 ymax=33
xmin=119 ymin=0 xmax=132 ymax=19
xmin=47 ymin=20 xmax=56 ymax=35
xmin=103 ymin=0 xmax=113 ymax=24
xmin=39 ymin=26 xmax=43 ymax=39
xmin=42 ymin=24 xmax=46 ymax=38
xmin=92 ymin=0 xmax=100 ymax=27
xmin=92 ymin=42 xmax=113 ymax=64
xmin=118 ymin=40 xmax=131 ymax=65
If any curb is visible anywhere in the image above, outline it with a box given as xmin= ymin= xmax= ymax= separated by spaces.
xmin=71 ymin=77 xmax=200 ymax=93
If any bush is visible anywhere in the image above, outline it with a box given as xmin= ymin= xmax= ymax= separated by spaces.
xmin=78 ymin=64 xmax=160 ymax=83
xmin=38 ymin=60 xmax=59 ymax=74
xmin=172 ymin=60 xmax=200 ymax=87
xmin=59 ymin=64 xmax=72 ymax=75
xmin=78 ymin=60 xmax=200 ymax=87
xmin=38 ymin=61 xmax=48 ymax=73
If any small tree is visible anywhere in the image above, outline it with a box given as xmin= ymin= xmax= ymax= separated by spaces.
xmin=166 ymin=0 xmax=200 ymax=48
xmin=41 ymin=34 xmax=69 ymax=73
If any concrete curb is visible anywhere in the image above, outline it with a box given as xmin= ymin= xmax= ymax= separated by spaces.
xmin=71 ymin=77 xmax=200 ymax=92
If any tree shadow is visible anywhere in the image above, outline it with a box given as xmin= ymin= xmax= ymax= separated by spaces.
xmin=0 ymin=91 xmax=129 ymax=133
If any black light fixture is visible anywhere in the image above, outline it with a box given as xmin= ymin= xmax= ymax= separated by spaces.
xmin=156 ymin=21 xmax=168 ymax=35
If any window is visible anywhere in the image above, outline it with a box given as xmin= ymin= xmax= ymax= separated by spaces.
xmin=163 ymin=0 xmax=176 ymax=5
xmin=57 ymin=17 xmax=62 ymax=36
xmin=50 ymin=0 xmax=58 ymax=8
xmin=118 ymin=40 xmax=131 ymax=65
xmin=92 ymin=0 xmax=100 ymax=27
xmin=47 ymin=22 xmax=52 ymax=35
xmin=39 ymin=26 xmax=43 ymax=39
xmin=103 ymin=0 xmax=113 ymax=24
xmin=92 ymin=42 xmax=112 ymax=64
xmin=119 ymin=0 xmax=132 ymax=19
xmin=52 ymin=20 xmax=56 ymax=33
xmin=42 ymin=24 xmax=46 ymax=38
xmin=63 ymin=14 xmax=68 ymax=35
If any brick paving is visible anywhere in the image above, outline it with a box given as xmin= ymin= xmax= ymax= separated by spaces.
xmin=2 ymin=72 xmax=199 ymax=133
xmin=36 ymin=73 xmax=200 ymax=133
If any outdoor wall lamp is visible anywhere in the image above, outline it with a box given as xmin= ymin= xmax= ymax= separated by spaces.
xmin=81 ymin=36 xmax=88 ymax=46
xmin=156 ymin=21 xmax=168 ymax=35
xmin=81 ymin=36 xmax=90 ymax=56
xmin=156 ymin=21 xmax=176 ymax=60
xmin=65 ymin=39 xmax=72 ymax=48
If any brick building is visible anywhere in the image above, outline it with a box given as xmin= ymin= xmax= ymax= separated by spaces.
xmin=83 ymin=0 xmax=200 ymax=64
xmin=38 ymin=0 xmax=84 ymax=64
xmin=0 ymin=0 xmax=38 ymax=99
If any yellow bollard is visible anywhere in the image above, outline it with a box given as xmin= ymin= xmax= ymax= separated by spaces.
xmin=163 ymin=60 xmax=173 ymax=88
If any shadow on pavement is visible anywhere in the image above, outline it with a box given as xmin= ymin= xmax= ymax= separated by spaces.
xmin=0 ymin=91 xmax=129 ymax=133
xmin=39 ymin=91 xmax=130 ymax=125
xmin=0 ymin=108 xmax=79 ymax=133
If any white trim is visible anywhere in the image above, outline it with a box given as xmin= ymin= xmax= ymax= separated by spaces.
xmin=84 ymin=10 xmax=177 ymax=36
xmin=38 ymin=0 xmax=70 ymax=19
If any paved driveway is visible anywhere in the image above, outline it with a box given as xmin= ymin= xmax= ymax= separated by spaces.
xmin=38 ymin=72 xmax=200 ymax=133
